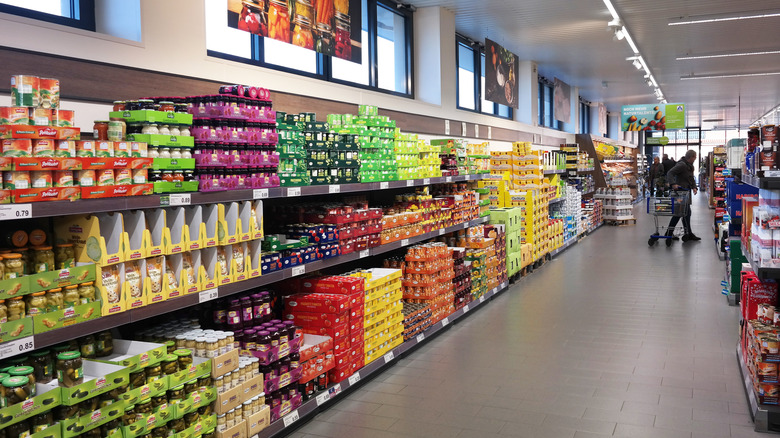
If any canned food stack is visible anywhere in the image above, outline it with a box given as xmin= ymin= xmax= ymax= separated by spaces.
xmin=431 ymin=138 xmax=460 ymax=177
xmin=401 ymin=301 xmax=432 ymax=341
xmin=187 ymin=87 xmax=280 ymax=192
xmin=466 ymin=142 xmax=491 ymax=175
xmin=394 ymin=132 xmax=440 ymax=181
xmin=4 ymin=74 xmax=73 ymax=127
xmin=328 ymin=105 xmax=398 ymax=183
xmin=276 ymin=112 xmax=310 ymax=187
xmin=301 ymin=122 xmax=360 ymax=185
xmin=392 ymin=243 xmax=455 ymax=323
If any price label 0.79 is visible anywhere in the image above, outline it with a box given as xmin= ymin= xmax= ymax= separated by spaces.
xmin=282 ymin=410 xmax=300 ymax=427
xmin=0 ymin=336 xmax=35 ymax=360
xmin=0 ymin=204 xmax=32 ymax=221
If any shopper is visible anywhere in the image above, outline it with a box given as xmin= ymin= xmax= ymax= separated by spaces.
xmin=665 ymin=149 xmax=701 ymax=242
xmin=649 ymin=156 xmax=665 ymax=196
xmin=662 ymin=154 xmax=675 ymax=174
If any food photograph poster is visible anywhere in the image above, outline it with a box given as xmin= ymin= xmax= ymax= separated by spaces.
xmin=484 ymin=39 xmax=519 ymax=109
xmin=228 ymin=0 xmax=362 ymax=63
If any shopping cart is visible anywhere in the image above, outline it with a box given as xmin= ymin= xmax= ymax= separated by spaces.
xmin=646 ymin=189 xmax=691 ymax=246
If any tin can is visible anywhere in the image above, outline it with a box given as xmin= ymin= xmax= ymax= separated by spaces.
xmin=55 ymin=109 xmax=75 ymax=127
xmin=31 ymin=108 xmax=53 ymax=127
xmin=32 ymin=140 xmax=55 ymax=157
xmin=2 ymin=139 xmax=33 ymax=157
xmin=11 ymin=75 xmax=40 ymax=107
xmin=96 ymin=141 xmax=114 ymax=158
xmin=55 ymin=141 xmax=75 ymax=158
xmin=97 ymin=169 xmax=115 ymax=186
xmin=0 ymin=107 xmax=31 ymax=125
xmin=54 ymin=171 xmax=74 ymax=187
xmin=31 ymin=171 xmax=53 ymax=189
xmin=3 ymin=171 xmax=31 ymax=190
xmin=115 ymin=169 xmax=132 ymax=185
xmin=39 ymin=78 xmax=60 ymax=109
xmin=114 ymin=142 xmax=130 ymax=158
xmin=77 ymin=170 xmax=96 ymax=187
xmin=76 ymin=141 xmax=95 ymax=158
xmin=132 ymin=169 xmax=148 ymax=184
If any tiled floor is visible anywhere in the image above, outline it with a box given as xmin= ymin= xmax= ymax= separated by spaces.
xmin=289 ymin=195 xmax=763 ymax=437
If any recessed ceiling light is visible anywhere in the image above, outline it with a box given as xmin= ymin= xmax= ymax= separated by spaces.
xmin=677 ymin=49 xmax=780 ymax=60
xmin=681 ymin=71 xmax=780 ymax=80
xmin=669 ymin=10 xmax=780 ymax=26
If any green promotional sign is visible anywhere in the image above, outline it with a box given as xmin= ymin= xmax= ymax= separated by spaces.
xmin=621 ymin=103 xmax=686 ymax=131
xmin=646 ymin=136 xmax=669 ymax=146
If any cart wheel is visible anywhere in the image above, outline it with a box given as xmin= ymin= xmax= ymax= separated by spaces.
xmin=665 ymin=238 xmax=673 ymax=247
xmin=648 ymin=238 xmax=657 ymax=246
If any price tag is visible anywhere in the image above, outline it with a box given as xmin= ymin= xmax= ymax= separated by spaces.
xmin=0 ymin=204 xmax=32 ymax=221
xmin=329 ymin=185 xmax=341 ymax=194
xmin=463 ymin=304 xmax=470 ymax=313
xmin=463 ymin=222 xmax=469 ymax=229
xmin=423 ymin=178 xmax=430 ymax=185
xmin=169 ymin=193 xmax=191 ymax=206
xmin=198 ymin=288 xmax=218 ymax=303
xmin=359 ymin=249 xmax=370 ymax=258
xmin=466 ymin=175 xmax=472 ymax=180
xmin=380 ymin=182 xmax=389 ymax=189
xmin=252 ymin=189 xmax=269 ymax=199
xmin=416 ymin=333 xmax=424 ymax=343
xmin=438 ymin=229 xmax=445 ymax=236
xmin=406 ymin=179 xmax=414 ymax=187
xmin=401 ymin=239 xmax=409 ymax=246
xmin=315 ymin=392 xmax=330 ymax=406
xmin=766 ymin=170 xmax=780 ymax=178
xmin=348 ymin=372 xmax=361 ymax=386
xmin=441 ymin=317 xmax=449 ymax=327
xmin=291 ymin=265 xmax=305 ymax=277
xmin=383 ymin=351 xmax=394 ymax=363
xmin=445 ymin=176 xmax=452 ymax=183
xmin=479 ymin=295 xmax=485 ymax=303
xmin=0 ymin=336 xmax=35 ymax=360
xmin=287 ymin=187 xmax=301 ymax=197
xmin=282 ymin=410 xmax=300 ymax=427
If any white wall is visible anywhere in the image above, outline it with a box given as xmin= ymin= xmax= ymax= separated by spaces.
xmin=0 ymin=1 xmax=576 ymax=143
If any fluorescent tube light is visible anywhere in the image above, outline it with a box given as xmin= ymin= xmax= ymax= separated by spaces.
xmin=602 ymin=0 xmax=620 ymax=20
xmin=681 ymin=71 xmax=780 ymax=80
xmin=669 ymin=10 xmax=780 ymax=26
xmin=677 ymin=49 xmax=780 ymax=60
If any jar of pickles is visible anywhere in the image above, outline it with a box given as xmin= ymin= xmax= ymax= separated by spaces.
xmin=54 ymin=244 xmax=75 ymax=269
xmin=79 ymin=335 xmax=96 ymax=359
xmin=129 ymin=370 xmax=146 ymax=388
xmin=46 ymin=288 xmax=64 ymax=312
xmin=25 ymin=292 xmax=47 ymax=316
xmin=78 ymin=282 xmax=96 ymax=303
xmin=64 ymin=285 xmax=80 ymax=307
xmin=123 ymin=405 xmax=137 ymax=425
xmin=30 ymin=410 xmax=54 ymax=432
xmin=56 ymin=351 xmax=83 ymax=387
xmin=183 ymin=379 xmax=198 ymax=396
xmin=161 ymin=354 xmax=179 ymax=375
xmin=0 ymin=299 xmax=6 ymax=323
xmin=151 ymin=394 xmax=167 ymax=412
xmin=96 ymin=331 xmax=114 ymax=357
xmin=174 ymin=349 xmax=193 ymax=370
xmin=135 ymin=400 xmax=153 ymax=417
xmin=145 ymin=363 xmax=162 ymax=383
xmin=33 ymin=246 xmax=55 ymax=272
xmin=7 ymin=296 xmax=25 ymax=321
xmin=3 ymin=253 xmax=24 ymax=279
xmin=30 ymin=350 xmax=53 ymax=384
xmin=267 ymin=0 xmax=291 ymax=42
xmin=8 ymin=366 xmax=36 ymax=395
xmin=315 ymin=23 xmax=334 ymax=54
xmin=167 ymin=384 xmax=184 ymax=404
xmin=2 ymin=376 xmax=33 ymax=405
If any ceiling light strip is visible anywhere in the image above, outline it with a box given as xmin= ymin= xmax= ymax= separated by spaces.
xmin=681 ymin=72 xmax=780 ymax=80
xmin=669 ymin=10 xmax=780 ymax=26
xmin=677 ymin=49 xmax=780 ymax=60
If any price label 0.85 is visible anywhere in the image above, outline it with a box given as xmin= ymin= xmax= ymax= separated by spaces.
xmin=0 ymin=204 xmax=32 ymax=221
xmin=0 ymin=336 xmax=35 ymax=360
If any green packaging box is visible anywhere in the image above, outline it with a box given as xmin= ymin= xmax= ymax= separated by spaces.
xmin=0 ymin=317 xmax=33 ymax=343
xmin=0 ymin=276 xmax=29 ymax=300
xmin=43 ymin=360 xmax=130 ymax=406
xmin=127 ymin=134 xmax=194 ymax=148
xmin=167 ymin=356 xmax=211 ymax=388
xmin=33 ymin=301 xmax=101 ymax=334
xmin=92 ymin=340 xmax=167 ymax=372
xmin=109 ymin=111 xmax=193 ymax=126
xmin=0 ymin=385 xmax=61 ymax=429
xmin=60 ymin=400 xmax=125 ymax=438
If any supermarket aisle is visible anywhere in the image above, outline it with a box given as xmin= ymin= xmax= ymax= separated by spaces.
xmin=291 ymin=194 xmax=760 ymax=438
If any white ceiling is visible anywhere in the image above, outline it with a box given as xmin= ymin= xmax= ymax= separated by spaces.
xmin=408 ymin=0 xmax=780 ymax=131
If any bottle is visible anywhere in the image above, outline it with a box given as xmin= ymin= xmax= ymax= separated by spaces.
xmin=226 ymin=299 xmax=242 ymax=330
xmin=212 ymin=299 xmax=227 ymax=330
xmin=251 ymin=293 xmax=264 ymax=324
xmin=256 ymin=330 xmax=271 ymax=354
xmin=244 ymin=329 xmax=257 ymax=352
xmin=240 ymin=296 xmax=253 ymax=327
xmin=262 ymin=292 xmax=272 ymax=321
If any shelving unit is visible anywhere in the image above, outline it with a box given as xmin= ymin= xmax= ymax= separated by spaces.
xmin=737 ymin=344 xmax=780 ymax=432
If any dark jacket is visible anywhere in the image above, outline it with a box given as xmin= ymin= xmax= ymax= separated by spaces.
xmin=662 ymin=157 xmax=676 ymax=174
xmin=667 ymin=159 xmax=697 ymax=190
xmin=649 ymin=162 xmax=665 ymax=181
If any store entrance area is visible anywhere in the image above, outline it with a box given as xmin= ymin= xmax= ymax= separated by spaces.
xmin=290 ymin=196 xmax=760 ymax=438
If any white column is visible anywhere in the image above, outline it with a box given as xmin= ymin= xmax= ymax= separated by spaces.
xmin=413 ymin=7 xmax=456 ymax=108
xmin=516 ymin=60 xmax=538 ymax=125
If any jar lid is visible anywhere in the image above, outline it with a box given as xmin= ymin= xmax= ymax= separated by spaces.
xmin=31 ymin=292 xmax=46 ymax=296
xmin=56 ymin=243 xmax=74 ymax=248
xmin=0 ymin=373 xmax=8 ymax=381
xmin=173 ymin=349 xmax=192 ymax=357
xmin=164 ymin=354 xmax=178 ymax=362
xmin=30 ymin=350 xmax=50 ymax=357
xmin=3 ymin=253 xmax=21 ymax=259
xmin=94 ymin=120 xmax=111 ymax=124
xmin=64 ymin=285 xmax=78 ymax=290
xmin=2 ymin=376 xmax=29 ymax=387
xmin=8 ymin=366 xmax=33 ymax=376
xmin=57 ymin=351 xmax=81 ymax=360
xmin=80 ymin=282 xmax=94 ymax=286
xmin=172 ymin=384 xmax=184 ymax=390
xmin=125 ymin=405 xmax=136 ymax=411
xmin=48 ymin=288 xmax=62 ymax=293
xmin=204 ymin=337 xmax=218 ymax=342
xmin=33 ymin=245 xmax=53 ymax=251
xmin=164 ymin=340 xmax=175 ymax=347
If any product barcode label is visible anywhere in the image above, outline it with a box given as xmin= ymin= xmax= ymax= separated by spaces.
xmin=445 ymin=176 xmax=452 ymax=183
xmin=198 ymin=288 xmax=218 ymax=303
xmin=423 ymin=178 xmax=430 ymax=185
xmin=463 ymin=304 xmax=470 ymax=313
xmin=291 ymin=265 xmax=305 ymax=277
xmin=401 ymin=239 xmax=409 ymax=246
xmin=282 ymin=410 xmax=300 ymax=427
xmin=383 ymin=352 xmax=394 ymax=363
xmin=416 ymin=333 xmax=424 ymax=343
xmin=315 ymin=392 xmax=330 ymax=406
xmin=287 ymin=187 xmax=301 ymax=197
xmin=441 ymin=317 xmax=449 ymax=327
xmin=359 ymin=249 xmax=370 ymax=258
xmin=406 ymin=179 xmax=414 ymax=187
xmin=0 ymin=336 xmax=35 ymax=360
xmin=0 ymin=204 xmax=32 ymax=221
xmin=479 ymin=295 xmax=485 ymax=303
xmin=252 ymin=189 xmax=269 ymax=199
xmin=329 ymin=185 xmax=341 ymax=194
xmin=438 ymin=229 xmax=445 ymax=236
xmin=348 ymin=372 xmax=361 ymax=385
xmin=379 ymin=182 xmax=389 ymax=189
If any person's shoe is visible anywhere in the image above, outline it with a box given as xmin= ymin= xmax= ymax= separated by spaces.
xmin=687 ymin=234 xmax=702 ymax=241
xmin=672 ymin=236 xmax=680 ymax=241
xmin=682 ymin=234 xmax=691 ymax=242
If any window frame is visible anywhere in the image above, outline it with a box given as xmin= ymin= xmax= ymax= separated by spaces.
xmin=455 ymin=34 xmax=513 ymax=120
xmin=208 ymin=0 xmax=413 ymax=99
xmin=0 ymin=0 xmax=95 ymax=31
xmin=538 ymin=77 xmax=562 ymax=130
xmin=579 ymin=98 xmax=591 ymax=134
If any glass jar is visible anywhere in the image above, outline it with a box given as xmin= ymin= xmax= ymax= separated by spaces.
xmin=63 ymin=285 xmax=80 ymax=307
xmin=135 ymin=399 xmax=153 ymax=417
xmin=16 ymin=247 xmax=32 ymax=275
xmin=56 ymin=351 xmax=83 ymax=387
xmin=180 ymin=127 xmax=191 ymax=137
xmin=225 ymin=409 xmax=235 ymax=428
xmin=183 ymin=379 xmax=198 ymax=396
xmin=167 ymin=384 xmax=184 ymax=403
xmin=158 ymin=125 xmax=171 ymax=136
xmin=161 ymin=354 xmax=179 ymax=375
xmin=129 ymin=369 xmax=146 ymax=389
xmin=30 ymin=350 xmax=53 ymax=384
xmin=184 ymin=411 xmax=199 ymax=427
xmin=2 ymin=376 xmax=33 ymax=405
xmin=7 ymin=296 xmax=25 ymax=321
xmin=8 ymin=367 xmax=36 ymax=395
xmin=6 ymin=419 xmax=31 ymax=438
xmin=205 ymin=337 xmax=219 ymax=358
xmin=102 ymin=418 xmax=121 ymax=437
xmin=198 ymin=403 xmax=213 ymax=417
xmin=30 ymin=410 xmax=54 ymax=432
xmin=243 ymin=400 xmax=252 ymax=419
xmin=170 ymin=148 xmax=182 ymax=159
xmin=151 ymin=394 xmax=167 ymax=412
xmin=159 ymin=148 xmax=171 ymax=159
xmin=78 ymin=282 xmax=96 ymax=303
xmin=315 ymin=22 xmax=334 ymax=55
xmin=214 ymin=375 xmax=224 ymax=393
xmin=79 ymin=335 xmax=96 ymax=359
xmin=170 ymin=126 xmax=181 ymax=137
xmin=334 ymin=14 xmax=352 ymax=59
xmin=151 ymin=426 xmax=169 ymax=438
xmin=96 ymin=331 xmax=114 ymax=357
xmin=123 ymin=405 xmax=137 ymax=425
xmin=175 ymin=335 xmax=187 ymax=349
xmin=0 ymin=299 xmax=7 ymax=323
xmin=25 ymin=292 xmax=46 ymax=316
xmin=159 ymin=101 xmax=175 ymax=112
xmin=292 ymin=15 xmax=315 ymax=50
xmin=139 ymin=99 xmax=155 ymax=110
xmin=174 ymin=349 xmax=193 ymax=370
xmin=93 ymin=121 xmax=110 ymax=141
xmin=165 ymin=340 xmax=176 ymax=354
xmin=113 ymin=101 xmax=126 ymax=112
xmin=45 ymin=288 xmax=64 ymax=312
xmin=268 ymin=0 xmax=291 ymax=42
xmin=223 ymin=372 xmax=233 ymax=390
xmin=32 ymin=246 xmax=54 ymax=272
xmin=3 ymin=253 xmax=23 ymax=279
xmin=145 ymin=363 xmax=162 ymax=383
xmin=197 ymin=375 xmax=212 ymax=391
xmin=168 ymin=417 xmax=186 ymax=433
xmin=217 ymin=414 xmax=227 ymax=432
xmin=142 ymin=124 xmax=159 ymax=135
xmin=54 ymin=244 xmax=75 ymax=269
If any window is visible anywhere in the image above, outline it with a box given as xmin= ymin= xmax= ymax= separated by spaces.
xmin=538 ymin=78 xmax=561 ymax=130
xmin=456 ymin=36 xmax=512 ymax=119
xmin=207 ymin=0 xmax=412 ymax=97
xmin=0 ymin=0 xmax=95 ymax=31
xmin=579 ymin=99 xmax=591 ymax=134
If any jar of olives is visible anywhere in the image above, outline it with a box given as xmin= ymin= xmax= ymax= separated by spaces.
xmin=96 ymin=331 xmax=114 ymax=357
xmin=56 ymin=351 xmax=83 ymax=387
xmin=63 ymin=285 xmax=80 ymax=307
xmin=145 ymin=363 xmax=162 ymax=383
xmin=3 ymin=253 xmax=23 ymax=279
xmin=174 ymin=349 xmax=193 ymax=370
xmin=30 ymin=350 xmax=53 ymax=384
xmin=54 ymin=243 xmax=75 ymax=269
xmin=2 ymin=376 xmax=33 ymax=405
xmin=161 ymin=354 xmax=179 ymax=375
xmin=45 ymin=288 xmax=64 ymax=312
xmin=123 ymin=405 xmax=137 ymax=425
xmin=25 ymin=292 xmax=46 ymax=316
xmin=33 ymin=246 xmax=55 ymax=272
xmin=78 ymin=282 xmax=96 ymax=303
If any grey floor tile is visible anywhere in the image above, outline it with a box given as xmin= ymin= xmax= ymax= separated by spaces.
xmin=542 ymin=413 xmax=616 ymax=435
xmin=583 ymin=407 xmax=656 ymax=427
xmin=316 ymin=409 xmax=398 ymax=430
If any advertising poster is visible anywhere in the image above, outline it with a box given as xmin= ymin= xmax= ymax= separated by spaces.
xmin=598 ymin=103 xmax=607 ymax=136
xmin=484 ymin=39 xmax=519 ymax=109
xmin=553 ymin=78 xmax=571 ymax=124
xmin=228 ymin=0 xmax=362 ymax=63
xmin=621 ymin=103 xmax=686 ymax=131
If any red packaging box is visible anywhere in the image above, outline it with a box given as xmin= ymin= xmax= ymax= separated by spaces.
xmin=328 ymin=360 xmax=355 ymax=383
xmin=285 ymin=311 xmax=349 ymax=328
xmin=299 ymin=334 xmax=334 ymax=363
xmin=301 ymin=321 xmax=350 ymax=339
xmin=348 ymin=305 xmax=365 ymax=320
xmin=742 ymin=273 xmax=778 ymax=322
xmin=284 ymin=292 xmax=351 ymax=314
xmin=301 ymin=276 xmax=365 ymax=295
xmin=350 ymin=341 xmax=364 ymax=357
xmin=333 ymin=336 xmax=351 ymax=355
xmin=334 ymin=346 xmax=352 ymax=368
xmin=349 ymin=329 xmax=364 ymax=346
xmin=348 ymin=290 xmax=365 ymax=308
